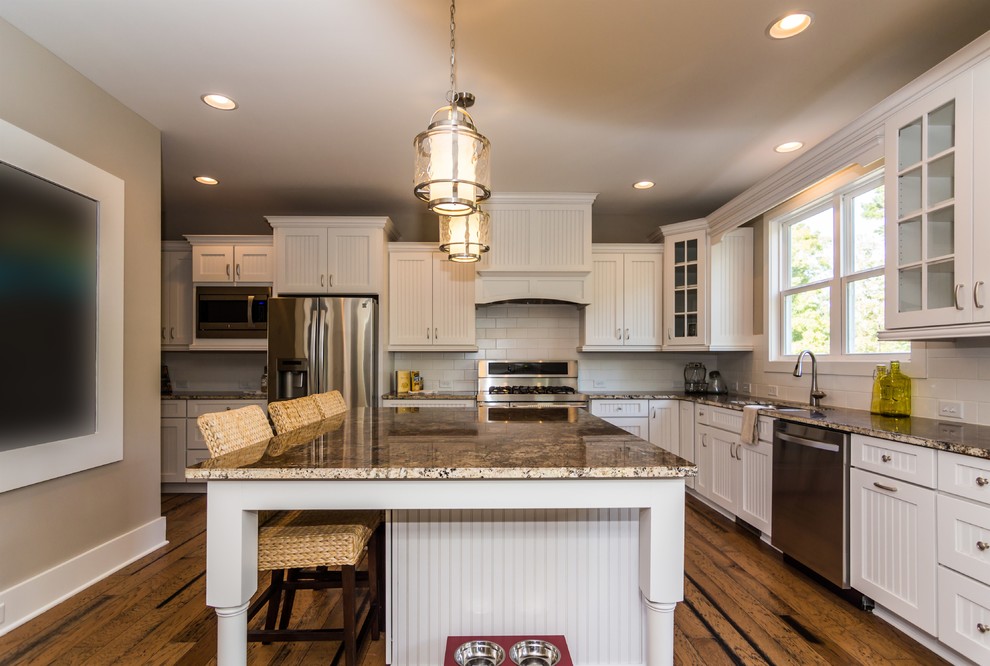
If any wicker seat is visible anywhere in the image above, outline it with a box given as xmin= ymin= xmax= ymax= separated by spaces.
xmin=196 ymin=405 xmax=382 ymax=664
xmin=268 ymin=395 xmax=323 ymax=434
xmin=313 ymin=390 xmax=348 ymax=418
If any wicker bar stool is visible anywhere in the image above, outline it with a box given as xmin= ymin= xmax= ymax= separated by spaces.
xmin=313 ymin=390 xmax=348 ymax=418
xmin=268 ymin=395 xmax=323 ymax=434
xmin=196 ymin=404 xmax=381 ymax=664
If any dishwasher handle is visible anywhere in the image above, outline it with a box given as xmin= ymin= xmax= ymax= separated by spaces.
xmin=775 ymin=431 xmax=841 ymax=453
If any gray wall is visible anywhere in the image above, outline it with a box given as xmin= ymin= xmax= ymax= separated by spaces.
xmin=0 ymin=19 xmax=162 ymax=588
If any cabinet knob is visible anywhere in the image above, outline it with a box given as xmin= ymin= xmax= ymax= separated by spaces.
xmin=979 ymin=623 xmax=989 ymax=634
xmin=977 ymin=477 xmax=989 ymax=487
xmin=977 ymin=541 xmax=989 ymax=551
xmin=881 ymin=454 xmax=892 ymax=463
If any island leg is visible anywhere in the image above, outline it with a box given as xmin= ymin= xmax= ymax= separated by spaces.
xmin=638 ymin=479 xmax=686 ymax=666
xmin=206 ymin=482 xmax=260 ymax=665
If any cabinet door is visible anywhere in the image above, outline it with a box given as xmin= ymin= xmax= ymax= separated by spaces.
xmin=623 ymin=253 xmax=662 ymax=346
xmin=737 ymin=439 xmax=772 ymax=536
xmin=326 ymin=228 xmax=379 ymax=293
xmin=884 ymin=72 xmax=973 ymax=329
xmin=602 ymin=416 xmax=649 ymax=438
xmin=275 ymin=227 xmax=328 ymax=294
xmin=161 ymin=417 xmax=188 ymax=484
xmin=679 ymin=401 xmax=696 ymax=489
xmin=584 ymin=254 xmax=624 ymax=346
xmin=164 ymin=250 xmax=193 ymax=346
xmin=388 ymin=252 xmax=434 ymax=346
xmin=973 ymin=59 xmax=990 ymax=324
xmin=431 ymin=253 xmax=476 ymax=346
xmin=664 ymin=230 xmax=708 ymax=347
xmin=706 ymin=428 xmax=738 ymax=515
xmin=233 ymin=245 xmax=273 ymax=282
xmin=191 ymin=245 xmax=235 ymax=282
xmin=850 ymin=467 xmax=937 ymax=634
xmin=648 ymin=399 xmax=680 ymax=456
xmin=694 ymin=424 xmax=714 ymax=499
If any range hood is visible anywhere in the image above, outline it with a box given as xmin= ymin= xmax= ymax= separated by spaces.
xmin=475 ymin=274 xmax=590 ymax=306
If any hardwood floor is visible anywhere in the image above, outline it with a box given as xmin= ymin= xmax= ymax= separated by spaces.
xmin=0 ymin=493 xmax=947 ymax=665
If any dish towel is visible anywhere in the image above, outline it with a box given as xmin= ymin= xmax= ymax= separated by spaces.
xmin=739 ymin=405 xmax=763 ymax=446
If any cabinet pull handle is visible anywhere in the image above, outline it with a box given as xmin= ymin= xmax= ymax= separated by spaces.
xmin=977 ymin=541 xmax=989 ymax=551
xmin=701 ymin=433 xmax=707 ymax=447
xmin=226 ymin=263 xmax=231 ymax=278
xmin=426 ymin=328 xmax=431 ymax=339
xmin=434 ymin=328 xmax=438 ymax=340
xmin=873 ymin=482 xmax=897 ymax=493
xmin=235 ymin=263 xmax=241 ymax=278
xmin=616 ymin=328 xmax=621 ymax=340
xmin=979 ymin=623 xmax=990 ymax=634
xmin=954 ymin=283 xmax=964 ymax=310
xmin=881 ymin=454 xmax=892 ymax=463
xmin=625 ymin=328 xmax=630 ymax=340
xmin=977 ymin=477 xmax=989 ymax=487
xmin=162 ymin=327 xmax=166 ymax=341
xmin=170 ymin=327 xmax=175 ymax=340
xmin=321 ymin=274 xmax=326 ymax=287
xmin=329 ymin=274 xmax=334 ymax=287
xmin=976 ymin=281 xmax=986 ymax=309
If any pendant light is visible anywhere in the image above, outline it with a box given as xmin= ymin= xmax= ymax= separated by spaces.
xmin=439 ymin=208 xmax=490 ymax=262
xmin=414 ymin=0 xmax=492 ymax=234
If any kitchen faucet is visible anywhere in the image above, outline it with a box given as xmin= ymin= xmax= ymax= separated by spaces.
xmin=793 ymin=350 xmax=826 ymax=408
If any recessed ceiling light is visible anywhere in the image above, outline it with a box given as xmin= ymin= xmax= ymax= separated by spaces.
xmin=201 ymin=93 xmax=238 ymax=110
xmin=195 ymin=176 xmax=219 ymax=185
xmin=767 ymin=12 xmax=814 ymax=39
xmin=774 ymin=141 xmax=804 ymax=153
xmin=633 ymin=181 xmax=655 ymax=190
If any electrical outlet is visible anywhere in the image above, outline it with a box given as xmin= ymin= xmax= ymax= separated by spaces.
xmin=593 ymin=379 xmax=607 ymax=388
xmin=438 ymin=379 xmax=453 ymax=390
xmin=740 ymin=383 xmax=751 ymax=394
xmin=767 ymin=385 xmax=779 ymax=397
xmin=938 ymin=400 xmax=964 ymax=419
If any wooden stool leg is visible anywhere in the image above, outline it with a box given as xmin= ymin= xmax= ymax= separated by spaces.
xmin=262 ymin=569 xmax=284 ymax=645
xmin=342 ymin=564 xmax=357 ymax=665
xmin=279 ymin=568 xmax=299 ymax=631
xmin=367 ymin=531 xmax=380 ymax=641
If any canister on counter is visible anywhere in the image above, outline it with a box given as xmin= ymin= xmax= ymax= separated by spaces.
xmin=396 ymin=370 xmax=411 ymax=394
xmin=411 ymin=371 xmax=423 ymax=392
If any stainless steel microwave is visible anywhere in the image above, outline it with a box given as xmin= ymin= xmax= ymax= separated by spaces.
xmin=195 ymin=286 xmax=270 ymax=339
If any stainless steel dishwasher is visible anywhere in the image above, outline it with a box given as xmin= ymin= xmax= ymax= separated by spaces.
xmin=771 ymin=420 xmax=850 ymax=588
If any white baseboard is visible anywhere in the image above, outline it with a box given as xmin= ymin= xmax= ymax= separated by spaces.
xmin=0 ymin=516 xmax=167 ymax=636
xmin=873 ymin=605 xmax=975 ymax=666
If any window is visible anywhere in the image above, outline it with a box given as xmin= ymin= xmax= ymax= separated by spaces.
xmin=773 ymin=172 xmax=909 ymax=359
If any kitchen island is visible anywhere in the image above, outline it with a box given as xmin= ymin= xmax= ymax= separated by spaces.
xmin=187 ymin=406 xmax=696 ymax=665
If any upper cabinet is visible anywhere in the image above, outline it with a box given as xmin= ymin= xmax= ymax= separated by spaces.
xmin=161 ymin=241 xmax=193 ymax=349
xmin=184 ymin=235 xmax=273 ymax=284
xmin=267 ymin=217 xmax=397 ymax=296
xmin=580 ymin=245 xmax=663 ymax=351
xmin=388 ymin=244 xmax=476 ymax=351
xmin=659 ymin=220 xmax=753 ymax=351
xmin=475 ymin=193 xmax=595 ymax=304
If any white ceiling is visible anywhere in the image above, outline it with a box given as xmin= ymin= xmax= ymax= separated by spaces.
xmin=2 ymin=1 xmax=989 ymax=242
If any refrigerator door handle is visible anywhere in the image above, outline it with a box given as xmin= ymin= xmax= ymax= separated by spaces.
xmin=317 ymin=302 xmax=328 ymax=394
xmin=308 ymin=302 xmax=319 ymax=396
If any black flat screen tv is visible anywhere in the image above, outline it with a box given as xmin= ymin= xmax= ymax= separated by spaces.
xmin=0 ymin=160 xmax=98 ymax=451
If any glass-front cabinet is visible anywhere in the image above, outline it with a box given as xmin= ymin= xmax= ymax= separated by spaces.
xmin=884 ymin=72 xmax=974 ymax=330
xmin=662 ymin=220 xmax=708 ymax=348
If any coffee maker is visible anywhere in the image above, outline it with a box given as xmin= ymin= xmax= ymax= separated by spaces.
xmin=684 ymin=362 xmax=707 ymax=394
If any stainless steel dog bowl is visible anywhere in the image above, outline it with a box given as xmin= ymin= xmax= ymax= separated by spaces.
xmin=509 ymin=640 xmax=561 ymax=666
xmin=454 ymin=640 xmax=506 ymax=666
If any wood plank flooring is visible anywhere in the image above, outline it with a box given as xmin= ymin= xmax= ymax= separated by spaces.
xmin=0 ymin=493 xmax=947 ymax=665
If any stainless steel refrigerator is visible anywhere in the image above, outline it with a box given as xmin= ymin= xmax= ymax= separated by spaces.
xmin=267 ymin=297 xmax=378 ymax=407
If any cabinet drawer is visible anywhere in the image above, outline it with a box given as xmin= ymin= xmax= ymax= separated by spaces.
xmin=938 ymin=493 xmax=990 ymax=582
xmin=938 ymin=450 xmax=990 ymax=504
xmin=383 ymin=399 xmax=476 ymax=408
xmin=161 ymin=400 xmax=186 ymax=418
xmin=757 ymin=415 xmax=773 ymax=442
xmin=694 ymin=403 xmax=710 ymax=426
xmin=938 ymin=566 xmax=990 ymax=664
xmin=600 ymin=416 xmax=650 ymax=438
xmin=591 ymin=400 xmax=649 ymax=418
xmin=851 ymin=434 xmax=936 ymax=488
xmin=709 ymin=406 xmax=743 ymax=434
xmin=186 ymin=449 xmax=213 ymax=468
xmin=186 ymin=399 xmax=267 ymax=418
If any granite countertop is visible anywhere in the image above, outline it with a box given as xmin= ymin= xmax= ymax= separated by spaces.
xmin=381 ymin=392 xmax=477 ymax=400
xmin=186 ymin=406 xmax=697 ymax=481
xmin=162 ymin=391 xmax=267 ymax=400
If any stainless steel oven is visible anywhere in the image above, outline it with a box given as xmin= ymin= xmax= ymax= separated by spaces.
xmin=477 ymin=360 xmax=587 ymax=408
xmin=195 ymin=286 xmax=270 ymax=339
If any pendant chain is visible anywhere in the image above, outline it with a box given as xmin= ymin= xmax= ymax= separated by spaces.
xmin=447 ymin=0 xmax=457 ymax=105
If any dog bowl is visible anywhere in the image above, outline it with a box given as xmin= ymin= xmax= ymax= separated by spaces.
xmin=509 ymin=640 xmax=561 ymax=666
xmin=454 ymin=640 xmax=506 ymax=666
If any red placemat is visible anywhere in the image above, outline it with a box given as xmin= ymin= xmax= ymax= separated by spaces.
xmin=444 ymin=636 xmax=572 ymax=666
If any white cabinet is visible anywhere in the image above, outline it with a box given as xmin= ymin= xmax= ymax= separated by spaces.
xmin=185 ymin=236 xmax=274 ymax=284
xmin=736 ymin=421 xmax=773 ymax=536
xmin=679 ymin=401 xmax=696 ymax=489
xmin=580 ymin=246 xmax=662 ymax=351
xmin=383 ymin=400 xmax=476 ymax=408
xmin=387 ymin=245 xmax=476 ymax=351
xmin=850 ymin=435 xmax=937 ymax=635
xmin=659 ymin=220 xmax=753 ymax=351
xmin=267 ymin=216 xmax=396 ymax=296
xmin=647 ymin=399 xmax=679 ymax=456
xmin=590 ymin=399 xmax=650 ymax=437
xmin=161 ymin=242 xmax=193 ymax=349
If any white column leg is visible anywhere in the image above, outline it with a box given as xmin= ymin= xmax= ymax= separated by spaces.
xmin=216 ymin=602 xmax=250 ymax=665
xmin=643 ymin=600 xmax=676 ymax=666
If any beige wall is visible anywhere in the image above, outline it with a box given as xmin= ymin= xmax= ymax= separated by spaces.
xmin=0 ymin=19 xmax=161 ymax=588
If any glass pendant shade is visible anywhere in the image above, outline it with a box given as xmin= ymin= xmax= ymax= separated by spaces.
xmin=439 ymin=209 xmax=490 ymax=262
xmin=414 ymin=104 xmax=491 ymax=216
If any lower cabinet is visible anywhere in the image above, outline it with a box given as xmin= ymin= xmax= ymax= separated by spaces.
xmin=850 ymin=439 xmax=938 ymax=635
xmin=590 ymin=399 xmax=650 ymax=437
xmin=383 ymin=399 xmax=476 ymax=408
xmin=679 ymin=401 xmax=696 ymax=490
xmin=937 ymin=565 xmax=990 ymax=664
xmin=647 ymin=399 xmax=680 ymax=456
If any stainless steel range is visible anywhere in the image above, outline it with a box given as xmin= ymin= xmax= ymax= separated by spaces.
xmin=477 ymin=360 xmax=587 ymax=408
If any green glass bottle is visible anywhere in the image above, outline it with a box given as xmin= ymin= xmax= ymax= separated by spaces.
xmin=882 ymin=360 xmax=911 ymax=417
xmin=870 ymin=364 xmax=887 ymax=415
